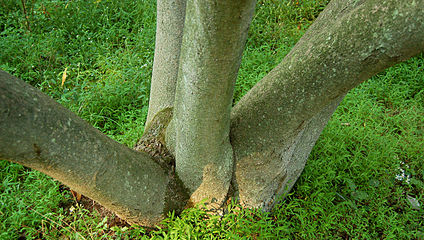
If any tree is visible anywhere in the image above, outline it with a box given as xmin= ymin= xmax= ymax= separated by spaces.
xmin=1 ymin=0 xmax=423 ymax=227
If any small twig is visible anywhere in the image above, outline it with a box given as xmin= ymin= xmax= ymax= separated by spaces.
xmin=335 ymin=192 xmax=358 ymax=210
xmin=335 ymin=192 xmax=347 ymax=201
xmin=27 ymin=205 xmax=87 ymax=240
xmin=20 ymin=0 xmax=31 ymax=31
xmin=74 ymin=203 xmax=96 ymax=240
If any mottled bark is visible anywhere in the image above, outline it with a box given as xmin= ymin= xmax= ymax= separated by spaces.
xmin=230 ymin=0 xmax=424 ymax=209
xmin=0 ymin=70 xmax=189 ymax=227
xmin=233 ymin=95 xmax=345 ymax=209
xmin=146 ymin=0 xmax=186 ymax=125
xmin=1 ymin=0 xmax=423 ymax=228
xmin=168 ymin=0 xmax=256 ymax=207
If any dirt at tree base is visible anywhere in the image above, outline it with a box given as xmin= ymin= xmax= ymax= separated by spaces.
xmin=58 ymin=184 xmax=130 ymax=229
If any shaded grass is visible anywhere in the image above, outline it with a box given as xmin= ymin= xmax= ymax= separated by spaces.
xmin=1 ymin=0 xmax=423 ymax=239
xmin=277 ymin=57 xmax=424 ymax=238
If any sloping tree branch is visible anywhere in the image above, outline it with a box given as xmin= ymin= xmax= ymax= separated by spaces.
xmin=230 ymin=0 xmax=424 ymax=209
xmin=0 ymin=70 xmax=189 ymax=227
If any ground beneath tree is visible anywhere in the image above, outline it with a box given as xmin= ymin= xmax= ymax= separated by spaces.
xmin=59 ymin=184 xmax=130 ymax=229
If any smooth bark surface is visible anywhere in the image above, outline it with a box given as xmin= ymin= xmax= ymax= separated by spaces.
xmin=168 ymin=0 xmax=256 ymax=207
xmin=146 ymin=0 xmax=186 ymax=124
xmin=0 ymin=70 xmax=188 ymax=227
xmin=230 ymin=0 xmax=424 ymax=209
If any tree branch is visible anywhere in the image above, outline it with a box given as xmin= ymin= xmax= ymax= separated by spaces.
xmin=0 ymin=70 xmax=188 ymax=226
xmin=230 ymin=0 xmax=424 ymax=208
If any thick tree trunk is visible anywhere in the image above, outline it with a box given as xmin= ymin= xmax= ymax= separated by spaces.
xmin=0 ymin=70 xmax=189 ymax=227
xmin=230 ymin=0 xmax=424 ymax=209
xmin=166 ymin=0 xmax=256 ymax=207
xmin=1 ymin=0 xmax=423 ymax=228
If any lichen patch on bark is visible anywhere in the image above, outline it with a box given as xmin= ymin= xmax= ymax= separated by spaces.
xmin=134 ymin=107 xmax=175 ymax=170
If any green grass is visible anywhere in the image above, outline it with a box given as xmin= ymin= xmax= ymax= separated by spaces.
xmin=1 ymin=0 xmax=423 ymax=239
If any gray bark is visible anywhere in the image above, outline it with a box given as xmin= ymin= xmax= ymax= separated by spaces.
xmin=230 ymin=0 xmax=424 ymax=209
xmin=168 ymin=0 xmax=256 ymax=207
xmin=146 ymin=0 xmax=186 ymax=124
xmin=0 ymin=70 xmax=188 ymax=227
xmin=1 ymin=0 xmax=423 ymax=227
xmin=233 ymin=95 xmax=345 ymax=209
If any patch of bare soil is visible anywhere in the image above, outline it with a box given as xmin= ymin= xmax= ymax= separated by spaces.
xmin=60 ymin=184 xmax=130 ymax=229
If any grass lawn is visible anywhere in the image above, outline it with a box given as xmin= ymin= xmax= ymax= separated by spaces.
xmin=1 ymin=0 xmax=423 ymax=239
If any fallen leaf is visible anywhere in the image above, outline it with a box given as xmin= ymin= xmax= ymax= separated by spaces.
xmin=61 ymin=67 xmax=68 ymax=87
xmin=407 ymin=195 xmax=420 ymax=210
xmin=70 ymin=189 xmax=82 ymax=202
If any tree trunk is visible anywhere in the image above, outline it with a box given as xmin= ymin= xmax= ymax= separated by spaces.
xmin=146 ymin=0 xmax=186 ymax=124
xmin=1 ymin=0 xmax=423 ymax=227
xmin=165 ymin=0 xmax=256 ymax=207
